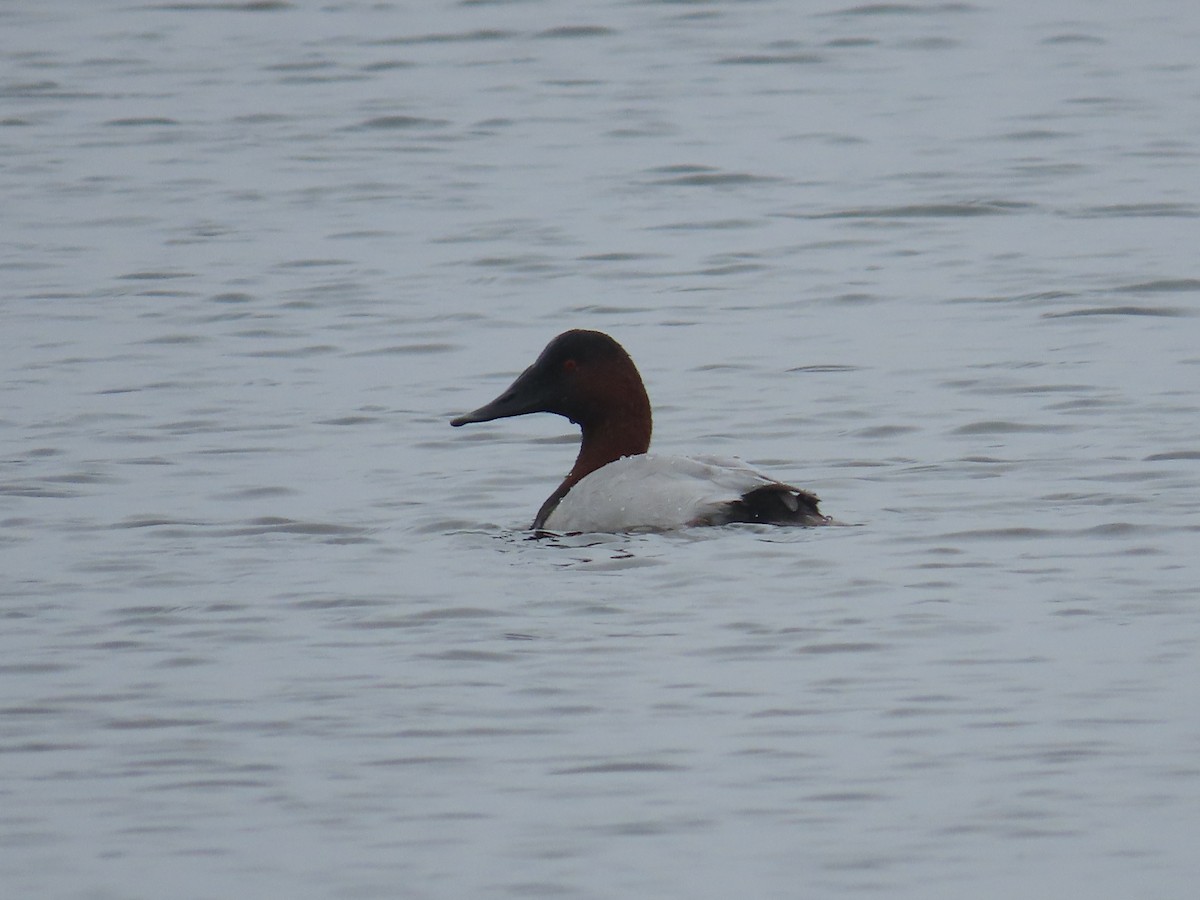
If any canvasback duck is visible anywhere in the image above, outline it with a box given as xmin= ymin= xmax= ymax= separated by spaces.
xmin=451 ymin=329 xmax=831 ymax=533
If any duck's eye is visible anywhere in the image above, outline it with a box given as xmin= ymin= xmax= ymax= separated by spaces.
xmin=562 ymin=358 xmax=577 ymax=373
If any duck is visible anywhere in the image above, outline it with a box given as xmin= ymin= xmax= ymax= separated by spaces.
xmin=450 ymin=329 xmax=831 ymax=533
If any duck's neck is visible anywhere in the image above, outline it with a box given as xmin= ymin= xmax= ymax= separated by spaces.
xmin=533 ymin=390 xmax=651 ymax=530
xmin=567 ymin=411 xmax=652 ymax=486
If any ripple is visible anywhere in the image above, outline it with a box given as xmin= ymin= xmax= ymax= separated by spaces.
xmin=352 ymin=115 xmax=450 ymax=130
xmin=552 ymin=761 xmax=685 ymax=775
xmin=787 ymin=364 xmax=864 ymax=373
xmin=1116 ymin=278 xmax=1200 ymax=293
xmin=1071 ymin=203 xmax=1199 ymax=218
xmin=104 ymin=117 xmax=180 ymax=127
xmin=0 ymin=482 xmax=81 ymax=499
xmin=1042 ymin=33 xmax=1106 ymax=45
xmin=800 ymin=200 xmax=1032 ymax=218
xmin=218 ymin=517 xmax=373 ymax=538
xmin=953 ymin=420 xmax=1075 ymax=434
xmin=795 ymin=642 xmax=887 ymax=654
xmin=824 ymin=3 xmax=979 ymax=15
xmin=114 ymin=516 xmax=207 ymax=529
xmin=942 ymin=527 xmax=1058 ymax=540
xmin=1042 ymin=306 xmax=1188 ymax=318
xmin=117 ymin=270 xmax=194 ymax=281
xmin=0 ymin=742 xmax=90 ymax=754
xmin=376 ymin=29 xmax=515 ymax=46
xmin=350 ymin=342 xmax=456 ymax=356
xmin=536 ymin=26 xmax=615 ymax=39
xmin=648 ymin=167 xmax=784 ymax=187
xmin=149 ymin=2 xmax=290 ymax=10
xmin=105 ymin=717 xmax=214 ymax=729
xmin=718 ymin=53 xmax=824 ymax=65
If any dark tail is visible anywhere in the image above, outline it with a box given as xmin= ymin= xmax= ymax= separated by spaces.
xmin=717 ymin=484 xmax=829 ymax=526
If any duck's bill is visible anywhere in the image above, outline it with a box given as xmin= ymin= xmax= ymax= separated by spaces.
xmin=450 ymin=401 xmax=509 ymax=426
xmin=450 ymin=365 xmax=551 ymax=426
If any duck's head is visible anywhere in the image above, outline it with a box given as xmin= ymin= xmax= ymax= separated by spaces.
xmin=451 ymin=329 xmax=651 ymax=437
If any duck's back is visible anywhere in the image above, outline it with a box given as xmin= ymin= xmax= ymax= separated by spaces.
xmin=541 ymin=454 xmax=827 ymax=533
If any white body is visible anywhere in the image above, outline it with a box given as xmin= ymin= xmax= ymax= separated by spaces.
xmin=542 ymin=454 xmax=797 ymax=533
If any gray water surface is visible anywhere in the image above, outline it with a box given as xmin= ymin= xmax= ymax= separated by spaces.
xmin=3 ymin=1 xmax=1199 ymax=898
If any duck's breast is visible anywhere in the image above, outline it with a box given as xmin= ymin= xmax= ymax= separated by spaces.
xmin=542 ymin=454 xmax=796 ymax=533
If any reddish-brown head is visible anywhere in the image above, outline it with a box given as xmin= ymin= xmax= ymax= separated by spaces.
xmin=451 ymin=330 xmax=652 ymax=450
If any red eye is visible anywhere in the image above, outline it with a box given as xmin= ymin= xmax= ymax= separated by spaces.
xmin=563 ymin=358 xmax=577 ymax=372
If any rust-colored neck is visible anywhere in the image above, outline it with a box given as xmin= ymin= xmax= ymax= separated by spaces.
xmin=567 ymin=407 xmax=652 ymax=485
xmin=533 ymin=365 xmax=652 ymax=529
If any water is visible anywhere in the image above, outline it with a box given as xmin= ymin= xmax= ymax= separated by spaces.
xmin=3 ymin=1 xmax=1199 ymax=897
